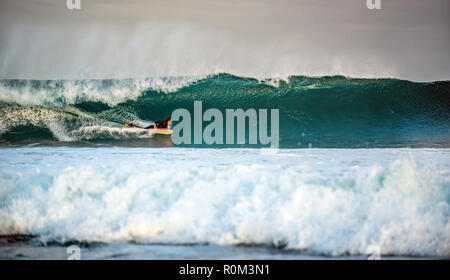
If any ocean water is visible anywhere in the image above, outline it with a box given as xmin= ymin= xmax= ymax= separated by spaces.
xmin=0 ymin=74 xmax=449 ymax=148
xmin=0 ymin=74 xmax=449 ymax=259
xmin=0 ymin=147 xmax=449 ymax=259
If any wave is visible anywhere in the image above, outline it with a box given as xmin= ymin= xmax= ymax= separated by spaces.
xmin=0 ymin=74 xmax=449 ymax=147
xmin=0 ymin=148 xmax=449 ymax=257
xmin=0 ymin=76 xmax=205 ymax=107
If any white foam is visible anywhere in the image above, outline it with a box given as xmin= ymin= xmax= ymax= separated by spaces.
xmin=0 ymin=76 xmax=205 ymax=107
xmin=262 ymin=75 xmax=291 ymax=88
xmin=0 ymin=148 xmax=449 ymax=257
xmin=0 ymin=105 xmax=153 ymax=141
xmin=69 ymin=126 xmax=153 ymax=140
xmin=0 ymin=106 xmax=76 ymax=141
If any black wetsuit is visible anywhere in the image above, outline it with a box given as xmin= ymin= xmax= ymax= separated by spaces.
xmin=144 ymin=120 xmax=169 ymax=129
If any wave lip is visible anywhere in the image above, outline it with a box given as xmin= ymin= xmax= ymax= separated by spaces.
xmin=0 ymin=76 xmax=206 ymax=107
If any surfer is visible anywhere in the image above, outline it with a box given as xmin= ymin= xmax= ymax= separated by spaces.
xmin=125 ymin=118 xmax=172 ymax=129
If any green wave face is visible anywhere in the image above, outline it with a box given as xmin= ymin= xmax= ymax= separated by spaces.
xmin=0 ymin=74 xmax=449 ymax=148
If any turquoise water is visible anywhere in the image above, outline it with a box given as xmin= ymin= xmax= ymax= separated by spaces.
xmin=1 ymin=74 xmax=449 ymax=148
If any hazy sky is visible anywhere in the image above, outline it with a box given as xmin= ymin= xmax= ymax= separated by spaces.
xmin=0 ymin=0 xmax=449 ymax=81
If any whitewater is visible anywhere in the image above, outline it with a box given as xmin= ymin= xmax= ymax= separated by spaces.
xmin=0 ymin=147 xmax=449 ymax=259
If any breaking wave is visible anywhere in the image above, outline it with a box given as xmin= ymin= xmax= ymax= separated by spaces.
xmin=0 ymin=74 xmax=449 ymax=147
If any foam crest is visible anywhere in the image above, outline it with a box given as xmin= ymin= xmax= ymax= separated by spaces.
xmin=262 ymin=75 xmax=291 ymax=88
xmin=0 ymin=76 xmax=205 ymax=107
